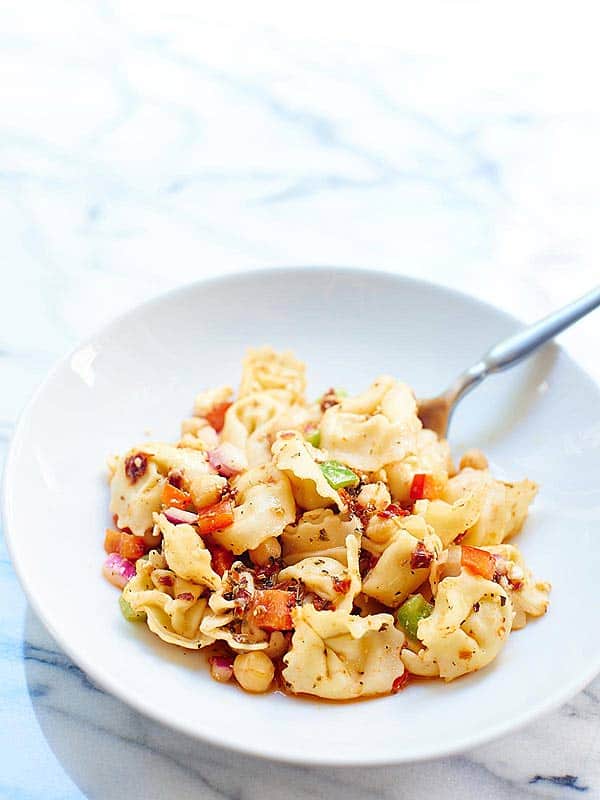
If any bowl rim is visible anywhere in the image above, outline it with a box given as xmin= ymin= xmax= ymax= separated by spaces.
xmin=4 ymin=265 xmax=600 ymax=766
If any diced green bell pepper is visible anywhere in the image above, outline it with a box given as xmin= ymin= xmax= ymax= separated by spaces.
xmin=319 ymin=460 xmax=359 ymax=490
xmin=119 ymin=594 xmax=147 ymax=622
xmin=305 ymin=429 xmax=321 ymax=448
xmin=396 ymin=594 xmax=433 ymax=640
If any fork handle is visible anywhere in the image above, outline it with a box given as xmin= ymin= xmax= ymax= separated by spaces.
xmin=451 ymin=285 xmax=600 ymax=402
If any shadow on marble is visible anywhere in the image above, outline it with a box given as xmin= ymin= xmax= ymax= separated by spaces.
xmin=23 ymin=605 xmax=594 ymax=800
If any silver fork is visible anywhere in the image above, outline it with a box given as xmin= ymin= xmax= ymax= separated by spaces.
xmin=417 ymin=286 xmax=600 ymax=438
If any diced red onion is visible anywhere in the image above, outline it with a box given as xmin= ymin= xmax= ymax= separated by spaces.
xmin=163 ymin=507 xmax=199 ymax=525
xmin=436 ymin=545 xmax=463 ymax=582
xmin=209 ymin=655 xmax=234 ymax=683
xmin=208 ymin=443 xmax=247 ymax=478
xmin=103 ymin=553 xmax=136 ymax=588
xmin=432 ymin=546 xmax=462 ymax=588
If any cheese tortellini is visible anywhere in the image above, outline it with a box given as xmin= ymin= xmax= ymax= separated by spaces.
xmin=155 ymin=513 xmax=220 ymax=590
xmin=272 ymin=431 xmax=343 ymax=511
xmin=211 ymin=464 xmax=296 ymax=554
xmin=105 ymin=348 xmax=550 ymax=702
xmin=443 ymin=468 xmax=538 ymax=546
xmin=319 ymin=376 xmax=422 ymax=471
xmin=109 ymin=443 xmax=225 ymax=535
xmin=239 ymin=346 xmax=306 ymax=402
xmin=123 ymin=551 xmax=214 ymax=649
xmin=482 ymin=544 xmax=550 ymax=629
xmin=402 ymin=571 xmax=513 ymax=680
xmin=361 ymin=517 xmax=442 ymax=607
xmin=282 ymin=604 xmax=406 ymax=699
xmin=281 ymin=508 xmax=362 ymax=565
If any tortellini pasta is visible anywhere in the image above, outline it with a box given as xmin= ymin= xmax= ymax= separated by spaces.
xmin=222 ymin=393 xmax=313 ymax=467
xmin=239 ymin=346 xmax=306 ymax=402
xmin=319 ymin=376 xmax=422 ymax=471
xmin=221 ymin=391 xmax=291 ymax=466
xmin=362 ymin=512 xmax=431 ymax=553
xmin=412 ymin=480 xmax=487 ymax=547
xmin=155 ymin=513 xmax=221 ymax=590
xmin=482 ymin=544 xmax=550 ymax=629
xmin=272 ymin=431 xmax=344 ymax=511
xmin=361 ymin=520 xmax=442 ymax=607
xmin=211 ymin=464 xmax=296 ymax=554
xmin=193 ymin=385 xmax=233 ymax=417
xmin=150 ymin=443 xmax=227 ymax=508
xmin=386 ymin=428 xmax=453 ymax=503
xmin=123 ymin=552 xmax=214 ymax=649
xmin=282 ymin=604 xmax=406 ymax=699
xmin=280 ymin=508 xmax=362 ymax=565
xmin=109 ymin=452 xmax=165 ymax=535
xmin=106 ymin=347 xmax=549 ymax=702
xmin=109 ymin=443 xmax=225 ymax=534
xmin=199 ymin=573 xmax=270 ymax=652
xmin=401 ymin=571 xmax=513 ymax=680
xmin=444 ymin=469 xmax=538 ymax=546
xmin=278 ymin=535 xmax=361 ymax=612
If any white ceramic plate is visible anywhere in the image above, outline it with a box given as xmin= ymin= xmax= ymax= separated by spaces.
xmin=4 ymin=267 xmax=600 ymax=765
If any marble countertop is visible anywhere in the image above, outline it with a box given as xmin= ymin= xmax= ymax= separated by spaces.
xmin=2 ymin=2 xmax=600 ymax=797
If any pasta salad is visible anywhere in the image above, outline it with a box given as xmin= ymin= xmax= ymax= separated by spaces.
xmin=104 ymin=347 xmax=550 ymax=699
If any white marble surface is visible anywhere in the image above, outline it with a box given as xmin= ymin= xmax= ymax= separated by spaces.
xmin=2 ymin=1 xmax=600 ymax=797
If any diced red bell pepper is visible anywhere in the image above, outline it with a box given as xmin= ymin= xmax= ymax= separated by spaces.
xmin=204 ymin=539 xmax=235 ymax=576
xmin=409 ymin=473 xmax=438 ymax=501
xmin=161 ymin=482 xmax=192 ymax=510
xmin=461 ymin=545 xmax=496 ymax=580
xmin=104 ymin=528 xmax=123 ymax=555
xmin=104 ymin=528 xmax=146 ymax=561
xmin=249 ymin=589 xmax=295 ymax=631
xmin=391 ymin=671 xmax=410 ymax=694
xmin=205 ymin=402 xmax=232 ymax=433
xmin=196 ymin=499 xmax=235 ymax=534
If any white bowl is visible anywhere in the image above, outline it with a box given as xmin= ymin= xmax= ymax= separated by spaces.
xmin=4 ymin=267 xmax=600 ymax=765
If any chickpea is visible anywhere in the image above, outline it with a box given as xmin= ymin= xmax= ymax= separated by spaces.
xmin=249 ymin=537 xmax=281 ymax=566
xmin=263 ymin=631 xmax=289 ymax=659
xmin=459 ymin=448 xmax=488 ymax=471
xmin=357 ymin=481 xmax=391 ymax=511
xmin=233 ymin=652 xmax=275 ymax=693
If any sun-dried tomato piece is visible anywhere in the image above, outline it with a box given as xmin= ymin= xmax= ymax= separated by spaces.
xmin=124 ymin=452 xmax=148 ymax=484
xmin=377 ymin=503 xmax=410 ymax=519
xmin=320 ymin=388 xmax=340 ymax=412
xmin=332 ymin=576 xmax=351 ymax=594
xmin=312 ymin=595 xmax=334 ymax=611
xmin=410 ymin=542 xmax=433 ymax=570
